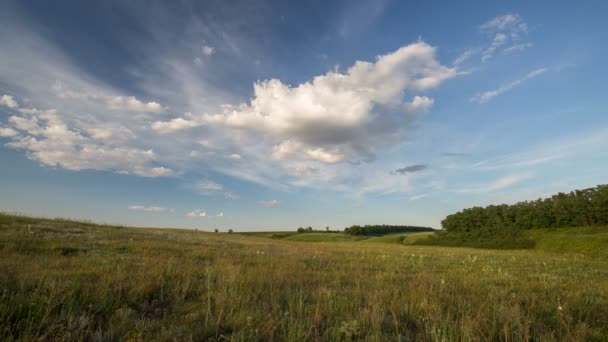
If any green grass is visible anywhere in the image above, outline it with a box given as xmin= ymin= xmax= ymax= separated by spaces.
xmin=282 ymin=232 xmax=365 ymax=242
xmin=239 ymin=231 xmax=298 ymax=239
xmin=525 ymin=226 xmax=608 ymax=257
xmin=1 ymin=213 xmax=607 ymax=340
xmin=361 ymin=232 xmax=436 ymax=245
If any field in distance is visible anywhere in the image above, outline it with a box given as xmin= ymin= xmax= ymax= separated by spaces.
xmin=1 ymin=213 xmax=607 ymax=341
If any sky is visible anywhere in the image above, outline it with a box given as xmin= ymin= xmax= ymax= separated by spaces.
xmin=1 ymin=0 xmax=607 ymax=231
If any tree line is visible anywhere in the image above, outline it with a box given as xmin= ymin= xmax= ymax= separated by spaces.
xmin=297 ymin=226 xmax=340 ymax=233
xmin=344 ymin=225 xmax=435 ymax=236
xmin=442 ymin=184 xmax=608 ymax=232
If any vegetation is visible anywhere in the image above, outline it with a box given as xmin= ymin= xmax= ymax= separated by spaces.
xmin=344 ymin=225 xmax=434 ymax=236
xmin=1 ymin=213 xmax=607 ymax=340
xmin=297 ymin=227 xmax=340 ymax=233
xmin=416 ymin=184 xmax=608 ymax=249
xmin=442 ymin=184 xmax=608 ymax=232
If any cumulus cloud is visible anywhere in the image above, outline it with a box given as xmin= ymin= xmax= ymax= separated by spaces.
xmin=471 ymin=68 xmax=547 ymax=103
xmin=0 ymin=95 xmax=19 ymax=109
xmin=258 ymin=199 xmax=280 ymax=208
xmin=154 ymin=41 xmax=457 ymax=165
xmin=0 ymin=95 xmax=175 ymax=177
xmin=393 ymin=164 xmax=428 ymax=174
xmin=202 ymin=45 xmax=215 ymax=56
xmin=128 ymin=205 xmax=173 ymax=212
xmin=0 ymin=15 xmax=461 ymax=196
xmin=0 ymin=126 xmax=19 ymax=137
xmin=151 ymin=116 xmax=200 ymax=133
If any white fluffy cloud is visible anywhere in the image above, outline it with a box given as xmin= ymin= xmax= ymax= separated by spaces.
xmin=202 ymin=45 xmax=215 ymax=56
xmin=0 ymin=95 xmax=175 ymax=177
xmin=154 ymin=41 xmax=457 ymax=164
xmin=0 ymin=95 xmax=18 ymax=109
xmin=0 ymin=16 xmax=460 ymax=196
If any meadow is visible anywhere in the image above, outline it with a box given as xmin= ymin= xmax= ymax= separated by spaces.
xmin=1 ymin=213 xmax=607 ymax=341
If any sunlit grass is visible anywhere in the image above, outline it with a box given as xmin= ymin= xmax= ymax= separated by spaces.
xmin=1 ymin=213 xmax=607 ymax=340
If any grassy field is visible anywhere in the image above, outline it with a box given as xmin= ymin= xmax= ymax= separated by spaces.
xmin=1 ymin=213 xmax=607 ymax=341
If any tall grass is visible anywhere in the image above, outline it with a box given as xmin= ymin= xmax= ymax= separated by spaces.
xmin=1 ymin=213 xmax=607 ymax=340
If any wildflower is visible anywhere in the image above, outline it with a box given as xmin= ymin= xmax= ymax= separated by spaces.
xmin=558 ymin=306 xmax=563 ymax=311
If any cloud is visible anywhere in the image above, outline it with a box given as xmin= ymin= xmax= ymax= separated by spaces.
xmin=453 ymin=48 xmax=480 ymax=66
xmin=223 ymin=192 xmax=240 ymax=200
xmin=441 ymin=152 xmax=472 ymax=157
xmin=196 ymin=179 xmax=223 ymax=192
xmin=128 ymin=205 xmax=173 ymax=212
xmin=480 ymin=14 xmax=527 ymax=32
xmin=0 ymin=94 xmax=19 ymax=109
xmin=287 ymin=165 xmax=319 ymax=177
xmin=154 ymin=41 xmax=458 ymax=165
xmin=151 ymin=116 xmax=200 ymax=133
xmin=480 ymin=14 xmax=529 ymax=62
xmin=393 ymin=164 xmax=428 ymax=174
xmin=258 ymin=199 xmax=280 ymax=208
xmin=193 ymin=179 xmax=239 ymax=200
xmin=503 ymin=42 xmax=533 ymax=54
xmin=0 ymin=127 xmax=19 ymax=137
xmin=482 ymin=33 xmax=508 ymax=63
xmin=0 ymin=96 xmax=175 ymax=177
xmin=187 ymin=209 xmax=207 ymax=217
xmin=410 ymin=194 xmax=428 ymax=201
xmin=53 ymin=82 xmax=165 ymax=113
xmin=471 ymin=68 xmax=547 ymax=103
xmin=455 ymin=173 xmax=533 ymax=193
xmin=0 ymin=15 xmax=462 ymax=196
xmin=202 ymin=45 xmax=215 ymax=56
xmin=107 ymin=96 xmax=164 ymax=113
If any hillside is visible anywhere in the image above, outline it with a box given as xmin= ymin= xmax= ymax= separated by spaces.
xmin=1 ymin=213 xmax=607 ymax=340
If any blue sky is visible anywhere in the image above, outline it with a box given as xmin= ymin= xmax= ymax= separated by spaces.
xmin=1 ymin=0 xmax=607 ymax=230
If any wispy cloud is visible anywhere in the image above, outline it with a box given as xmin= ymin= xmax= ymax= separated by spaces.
xmin=454 ymin=173 xmax=533 ymax=193
xmin=128 ymin=205 xmax=174 ymax=212
xmin=258 ymin=200 xmax=280 ymax=208
xmin=503 ymin=42 xmax=533 ymax=54
xmin=453 ymin=48 xmax=480 ymax=66
xmin=393 ymin=164 xmax=428 ymax=175
xmin=471 ymin=68 xmax=547 ymax=103
xmin=194 ymin=180 xmax=239 ymax=200
xmin=479 ymin=14 xmax=530 ymax=62
xmin=186 ymin=209 xmax=207 ymax=217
